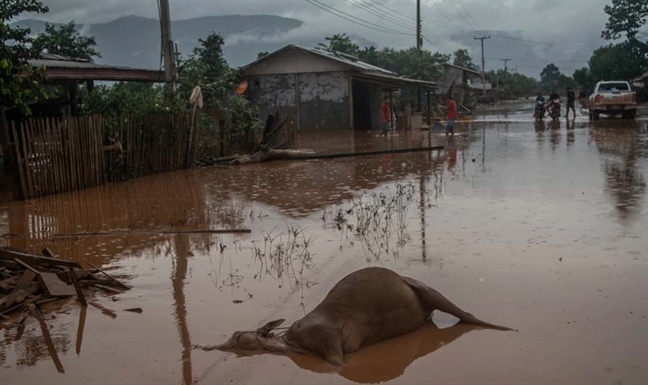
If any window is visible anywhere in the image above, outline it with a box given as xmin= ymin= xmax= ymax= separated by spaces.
xmin=598 ymin=82 xmax=630 ymax=92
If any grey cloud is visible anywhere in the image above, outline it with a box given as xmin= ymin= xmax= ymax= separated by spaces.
xmin=33 ymin=0 xmax=617 ymax=76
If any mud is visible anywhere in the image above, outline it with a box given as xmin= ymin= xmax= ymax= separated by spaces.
xmin=1 ymin=115 xmax=647 ymax=385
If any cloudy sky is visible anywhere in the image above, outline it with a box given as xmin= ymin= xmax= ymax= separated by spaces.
xmin=30 ymin=0 xmax=631 ymax=75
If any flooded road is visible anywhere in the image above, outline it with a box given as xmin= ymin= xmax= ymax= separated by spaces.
xmin=1 ymin=115 xmax=647 ymax=385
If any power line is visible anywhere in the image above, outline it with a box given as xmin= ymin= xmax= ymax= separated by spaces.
xmin=347 ymin=0 xmax=414 ymax=31
xmin=457 ymin=0 xmax=482 ymax=31
xmin=366 ymin=0 xmax=455 ymax=53
xmin=342 ymin=0 xmax=452 ymax=53
xmin=305 ymin=0 xmax=414 ymax=36
xmin=416 ymin=14 xmax=599 ymax=51
xmin=431 ymin=0 xmax=465 ymax=32
xmin=448 ymin=0 xmax=480 ymax=31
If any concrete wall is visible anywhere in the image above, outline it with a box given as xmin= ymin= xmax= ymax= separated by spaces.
xmin=247 ymin=71 xmax=352 ymax=130
xmin=245 ymin=50 xmax=348 ymax=75
xmin=298 ymin=72 xmax=350 ymax=130
xmin=246 ymin=74 xmax=297 ymax=122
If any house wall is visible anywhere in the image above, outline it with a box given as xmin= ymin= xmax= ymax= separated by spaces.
xmin=247 ymin=71 xmax=352 ymax=130
xmin=246 ymin=74 xmax=297 ymax=123
xmin=245 ymin=50 xmax=349 ymax=75
xmin=298 ymin=72 xmax=351 ymax=130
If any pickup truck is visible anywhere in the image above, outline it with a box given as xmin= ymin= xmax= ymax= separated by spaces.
xmin=588 ymin=81 xmax=637 ymax=120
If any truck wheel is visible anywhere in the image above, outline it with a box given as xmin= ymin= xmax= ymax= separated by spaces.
xmin=592 ymin=111 xmax=600 ymax=120
xmin=589 ymin=111 xmax=593 ymax=120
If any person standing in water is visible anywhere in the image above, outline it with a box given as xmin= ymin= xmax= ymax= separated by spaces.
xmin=446 ymin=95 xmax=457 ymax=137
xmin=565 ymin=86 xmax=576 ymax=119
xmin=380 ymin=96 xmax=391 ymax=137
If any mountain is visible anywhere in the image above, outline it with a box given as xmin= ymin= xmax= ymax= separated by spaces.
xmin=11 ymin=15 xmax=309 ymax=69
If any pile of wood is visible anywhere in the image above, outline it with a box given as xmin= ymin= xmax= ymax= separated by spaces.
xmin=0 ymin=246 xmax=130 ymax=321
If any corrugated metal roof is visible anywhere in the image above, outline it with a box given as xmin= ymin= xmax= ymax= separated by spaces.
xmin=29 ymin=58 xmax=137 ymax=70
xmin=29 ymin=53 xmax=140 ymax=71
xmin=242 ymin=44 xmax=436 ymax=88
xmin=296 ymin=46 xmax=396 ymax=75
xmin=443 ymin=63 xmax=481 ymax=77
xmin=27 ymin=53 xmax=164 ymax=82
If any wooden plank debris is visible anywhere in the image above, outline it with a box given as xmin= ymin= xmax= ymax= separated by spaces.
xmin=68 ymin=268 xmax=87 ymax=306
xmin=88 ymin=263 xmax=131 ymax=289
xmin=0 ymin=270 xmax=36 ymax=311
xmin=38 ymin=272 xmax=76 ymax=297
xmin=0 ymin=247 xmax=81 ymax=268
xmin=93 ymin=284 xmax=123 ymax=294
xmin=0 ymin=246 xmax=132 ymax=325
xmin=42 ymin=247 xmax=58 ymax=258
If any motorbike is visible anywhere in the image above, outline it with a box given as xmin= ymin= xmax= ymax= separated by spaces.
xmin=534 ymin=100 xmax=545 ymax=120
xmin=547 ymin=99 xmax=561 ymax=120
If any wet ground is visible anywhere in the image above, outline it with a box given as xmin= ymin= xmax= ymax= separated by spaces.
xmin=1 ymin=110 xmax=647 ymax=385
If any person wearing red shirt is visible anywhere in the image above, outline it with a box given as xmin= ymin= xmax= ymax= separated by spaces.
xmin=446 ymin=95 xmax=457 ymax=137
xmin=380 ymin=96 xmax=391 ymax=136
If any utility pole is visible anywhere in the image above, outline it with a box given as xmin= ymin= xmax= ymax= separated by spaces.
xmin=416 ymin=0 xmax=422 ymax=111
xmin=501 ymin=58 xmax=511 ymax=72
xmin=416 ymin=0 xmax=422 ymax=56
xmin=474 ymin=35 xmax=491 ymax=96
xmin=159 ymin=0 xmax=176 ymax=88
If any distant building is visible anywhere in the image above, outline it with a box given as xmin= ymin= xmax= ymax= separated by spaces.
xmin=631 ymin=72 xmax=647 ymax=88
xmin=241 ymin=45 xmax=436 ymax=130
xmin=437 ymin=64 xmax=491 ymax=104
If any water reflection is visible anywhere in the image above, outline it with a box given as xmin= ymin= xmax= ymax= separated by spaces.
xmin=566 ymin=120 xmax=575 ymax=148
xmin=0 ymin=119 xmax=646 ymax=384
xmin=288 ymin=323 xmax=476 ymax=383
xmin=172 ymin=235 xmax=194 ymax=385
xmin=1 ymin=171 xmax=212 ymax=265
xmin=590 ymin=120 xmax=647 ymax=222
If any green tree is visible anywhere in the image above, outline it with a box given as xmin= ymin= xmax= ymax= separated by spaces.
xmin=1 ymin=0 xmax=49 ymax=113
xmin=257 ymin=51 xmax=269 ymax=59
xmin=316 ymin=33 xmax=360 ymax=55
xmin=81 ymin=83 xmax=166 ymax=118
xmin=487 ymin=70 xmax=539 ymax=99
xmin=600 ymin=0 xmax=647 ymax=81
xmin=178 ymin=32 xmax=261 ymax=156
xmin=539 ymin=63 xmax=577 ymax=93
xmin=572 ymin=67 xmax=595 ymax=90
xmin=178 ymin=33 xmax=236 ymax=109
xmin=359 ymin=45 xmax=379 ymax=64
xmin=452 ymin=49 xmax=478 ymax=71
xmin=588 ymin=42 xmax=647 ymax=82
xmin=33 ymin=21 xmax=100 ymax=60
xmin=602 ymin=0 xmax=647 ymax=40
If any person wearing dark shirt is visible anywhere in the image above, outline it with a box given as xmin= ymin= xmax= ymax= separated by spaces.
xmin=565 ymin=87 xmax=576 ymax=119
xmin=548 ymin=90 xmax=560 ymax=103
xmin=535 ymin=91 xmax=546 ymax=118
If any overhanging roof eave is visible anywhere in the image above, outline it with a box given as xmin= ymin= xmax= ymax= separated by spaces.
xmin=352 ymin=72 xmax=437 ymax=90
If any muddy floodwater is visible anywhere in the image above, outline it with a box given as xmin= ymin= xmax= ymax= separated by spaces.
xmin=1 ymin=114 xmax=647 ymax=385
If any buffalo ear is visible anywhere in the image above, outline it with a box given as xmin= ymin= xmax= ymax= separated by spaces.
xmin=258 ymin=319 xmax=285 ymax=334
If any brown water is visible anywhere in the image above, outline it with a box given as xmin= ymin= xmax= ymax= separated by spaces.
xmin=1 ymin=116 xmax=647 ymax=385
